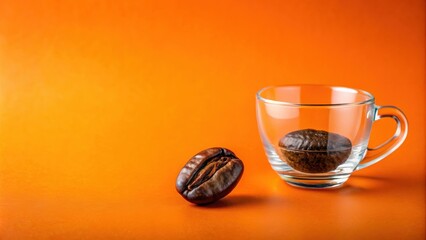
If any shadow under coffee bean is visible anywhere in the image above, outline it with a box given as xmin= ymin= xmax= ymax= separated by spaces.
xmin=279 ymin=129 xmax=352 ymax=173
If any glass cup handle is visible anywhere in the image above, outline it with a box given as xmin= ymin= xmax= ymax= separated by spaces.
xmin=355 ymin=105 xmax=408 ymax=171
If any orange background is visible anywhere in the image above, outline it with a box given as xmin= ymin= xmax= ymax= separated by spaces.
xmin=0 ymin=0 xmax=424 ymax=239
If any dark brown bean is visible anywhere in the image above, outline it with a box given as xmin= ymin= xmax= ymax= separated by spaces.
xmin=279 ymin=129 xmax=352 ymax=173
xmin=176 ymin=147 xmax=244 ymax=205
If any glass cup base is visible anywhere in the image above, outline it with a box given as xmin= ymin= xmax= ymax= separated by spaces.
xmin=280 ymin=174 xmax=350 ymax=189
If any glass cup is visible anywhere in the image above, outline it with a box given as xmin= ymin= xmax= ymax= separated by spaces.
xmin=256 ymin=85 xmax=408 ymax=189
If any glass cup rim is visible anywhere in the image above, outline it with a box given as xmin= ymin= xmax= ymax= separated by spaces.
xmin=256 ymin=84 xmax=375 ymax=107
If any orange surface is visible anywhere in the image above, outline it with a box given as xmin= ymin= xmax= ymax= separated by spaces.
xmin=0 ymin=0 xmax=424 ymax=239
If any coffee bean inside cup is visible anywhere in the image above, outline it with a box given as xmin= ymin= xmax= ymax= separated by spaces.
xmin=176 ymin=147 xmax=244 ymax=205
xmin=278 ymin=129 xmax=352 ymax=173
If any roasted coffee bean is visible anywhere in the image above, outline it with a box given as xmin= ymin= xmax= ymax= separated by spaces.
xmin=279 ymin=129 xmax=352 ymax=173
xmin=176 ymin=147 xmax=244 ymax=205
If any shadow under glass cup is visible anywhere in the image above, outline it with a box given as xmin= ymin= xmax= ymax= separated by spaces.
xmin=256 ymin=85 xmax=408 ymax=189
